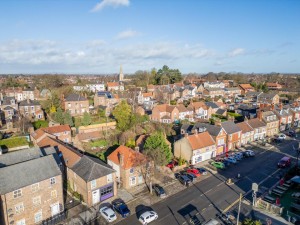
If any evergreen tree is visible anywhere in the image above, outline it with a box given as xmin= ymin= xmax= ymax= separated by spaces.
xmin=54 ymin=108 xmax=64 ymax=124
xmin=64 ymin=111 xmax=74 ymax=127
xmin=82 ymin=112 xmax=92 ymax=126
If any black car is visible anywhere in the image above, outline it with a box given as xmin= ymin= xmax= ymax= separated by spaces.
xmin=180 ymin=171 xmax=196 ymax=182
xmin=177 ymin=175 xmax=192 ymax=186
xmin=112 ymin=199 xmax=131 ymax=218
xmin=152 ymin=184 xmax=167 ymax=198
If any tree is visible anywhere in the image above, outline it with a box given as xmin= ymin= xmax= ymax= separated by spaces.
xmin=82 ymin=112 xmax=92 ymax=126
xmin=242 ymin=218 xmax=262 ymax=225
xmin=155 ymin=65 xmax=183 ymax=85
xmin=64 ymin=111 xmax=74 ymax=127
xmin=143 ymin=132 xmax=172 ymax=166
xmin=0 ymin=132 xmax=3 ymax=140
xmin=112 ymin=100 xmax=132 ymax=131
xmin=54 ymin=108 xmax=64 ymax=124
xmin=50 ymin=105 xmax=57 ymax=114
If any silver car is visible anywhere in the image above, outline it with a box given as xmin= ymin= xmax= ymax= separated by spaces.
xmin=99 ymin=206 xmax=117 ymax=223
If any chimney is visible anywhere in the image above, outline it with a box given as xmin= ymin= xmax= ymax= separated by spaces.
xmin=118 ymin=152 xmax=124 ymax=167
xmin=27 ymin=98 xmax=30 ymax=104
xmin=271 ymin=103 xmax=275 ymax=111
xmin=194 ymin=129 xmax=198 ymax=134
xmin=257 ymin=110 xmax=263 ymax=120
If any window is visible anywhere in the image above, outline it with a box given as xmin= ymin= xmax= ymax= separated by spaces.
xmin=16 ymin=219 xmax=26 ymax=225
xmin=129 ymin=168 xmax=134 ymax=174
xmin=107 ymin=174 xmax=113 ymax=183
xmin=51 ymin=190 xmax=57 ymax=198
xmin=218 ymin=139 xmax=224 ymax=146
xmin=100 ymin=185 xmax=113 ymax=196
xmin=15 ymin=203 xmax=24 ymax=214
xmin=130 ymin=176 xmax=136 ymax=186
xmin=68 ymin=103 xmax=71 ymax=108
xmin=34 ymin=211 xmax=42 ymax=223
xmin=31 ymin=183 xmax=39 ymax=192
xmin=50 ymin=177 xmax=56 ymax=185
xmin=13 ymin=189 xmax=22 ymax=198
xmin=91 ymin=180 xmax=96 ymax=189
xmin=32 ymin=196 xmax=41 ymax=205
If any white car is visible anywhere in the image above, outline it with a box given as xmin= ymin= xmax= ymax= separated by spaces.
xmin=277 ymin=134 xmax=286 ymax=140
xmin=245 ymin=150 xmax=255 ymax=157
xmin=139 ymin=211 xmax=158 ymax=224
xmin=99 ymin=206 xmax=117 ymax=223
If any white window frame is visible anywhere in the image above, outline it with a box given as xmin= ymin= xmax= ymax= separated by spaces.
xmin=31 ymin=183 xmax=39 ymax=192
xmin=91 ymin=180 xmax=96 ymax=189
xmin=50 ymin=177 xmax=56 ymax=185
xmin=33 ymin=196 xmax=41 ymax=205
xmin=107 ymin=174 xmax=113 ymax=183
xmin=34 ymin=210 xmax=43 ymax=223
xmin=16 ymin=219 xmax=26 ymax=225
xmin=130 ymin=176 xmax=136 ymax=186
xmin=13 ymin=189 xmax=22 ymax=198
xmin=15 ymin=203 xmax=24 ymax=214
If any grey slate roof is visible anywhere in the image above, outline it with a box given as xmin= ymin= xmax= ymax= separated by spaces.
xmin=221 ymin=121 xmax=241 ymax=134
xmin=19 ymin=99 xmax=41 ymax=106
xmin=215 ymin=108 xmax=226 ymax=115
xmin=71 ymin=155 xmax=115 ymax=182
xmin=0 ymin=154 xmax=61 ymax=194
xmin=181 ymin=124 xmax=193 ymax=133
xmin=1 ymin=97 xmax=15 ymax=105
xmin=96 ymin=91 xmax=113 ymax=98
xmin=65 ymin=94 xmax=87 ymax=102
xmin=3 ymin=106 xmax=14 ymax=110
xmin=193 ymin=123 xmax=222 ymax=137
xmin=0 ymin=147 xmax=57 ymax=168
xmin=205 ymin=102 xmax=219 ymax=109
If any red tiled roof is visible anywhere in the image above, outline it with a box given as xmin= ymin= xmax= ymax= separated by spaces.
xmin=236 ymin=122 xmax=253 ymax=134
xmin=186 ymin=131 xmax=215 ymax=150
xmin=107 ymin=82 xmax=119 ymax=87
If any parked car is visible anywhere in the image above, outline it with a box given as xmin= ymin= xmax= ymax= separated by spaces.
xmin=152 ymin=184 xmax=167 ymax=198
xmin=177 ymin=175 xmax=192 ymax=186
xmin=196 ymin=167 xmax=207 ymax=175
xmin=245 ymin=150 xmax=255 ymax=157
xmin=186 ymin=168 xmax=201 ymax=177
xmin=286 ymin=130 xmax=297 ymax=137
xmin=225 ymin=157 xmax=237 ymax=164
xmin=166 ymin=160 xmax=178 ymax=169
xmin=99 ymin=206 xmax=117 ymax=223
xmin=210 ymin=161 xmax=225 ymax=169
xmin=277 ymin=156 xmax=291 ymax=168
xmin=139 ymin=211 xmax=158 ymax=225
xmin=180 ymin=171 xmax=196 ymax=182
xmin=233 ymin=153 xmax=243 ymax=161
xmin=174 ymin=173 xmax=181 ymax=179
xmin=276 ymin=133 xmax=286 ymax=140
xmin=112 ymin=200 xmax=131 ymax=218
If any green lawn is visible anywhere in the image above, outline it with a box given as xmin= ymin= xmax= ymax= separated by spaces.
xmin=0 ymin=137 xmax=29 ymax=148
xmin=89 ymin=139 xmax=107 ymax=148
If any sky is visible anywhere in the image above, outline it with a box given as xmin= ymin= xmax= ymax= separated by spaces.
xmin=0 ymin=0 xmax=299 ymax=74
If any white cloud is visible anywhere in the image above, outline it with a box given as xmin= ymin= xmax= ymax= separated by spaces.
xmin=115 ymin=29 xmax=140 ymax=40
xmin=228 ymin=48 xmax=245 ymax=57
xmin=91 ymin=0 xmax=130 ymax=12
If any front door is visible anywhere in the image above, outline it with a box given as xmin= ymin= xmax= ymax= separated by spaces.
xmin=92 ymin=189 xmax=100 ymax=205
xmin=51 ymin=203 xmax=60 ymax=216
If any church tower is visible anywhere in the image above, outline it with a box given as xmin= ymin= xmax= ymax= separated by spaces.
xmin=119 ymin=65 xmax=124 ymax=82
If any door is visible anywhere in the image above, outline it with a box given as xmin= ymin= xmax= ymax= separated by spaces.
xmin=92 ymin=189 xmax=100 ymax=205
xmin=138 ymin=175 xmax=143 ymax=184
xmin=51 ymin=203 xmax=60 ymax=216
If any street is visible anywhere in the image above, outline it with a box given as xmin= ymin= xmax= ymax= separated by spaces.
xmin=112 ymin=137 xmax=299 ymax=225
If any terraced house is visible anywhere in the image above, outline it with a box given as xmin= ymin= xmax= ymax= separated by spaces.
xmin=62 ymin=93 xmax=89 ymax=116
xmin=18 ymin=99 xmax=44 ymax=121
xmin=0 ymin=147 xmax=64 ymax=225
xmin=258 ymin=108 xmax=279 ymax=137
xmin=246 ymin=118 xmax=267 ymax=141
xmin=221 ymin=121 xmax=242 ymax=151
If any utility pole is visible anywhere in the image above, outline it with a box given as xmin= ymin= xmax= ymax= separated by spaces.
xmin=236 ymin=193 xmax=242 ymax=225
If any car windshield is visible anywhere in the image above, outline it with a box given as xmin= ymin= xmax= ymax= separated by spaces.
xmin=110 ymin=214 xmax=115 ymax=218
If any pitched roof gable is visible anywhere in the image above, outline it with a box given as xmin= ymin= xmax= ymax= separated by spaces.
xmin=186 ymin=131 xmax=215 ymax=150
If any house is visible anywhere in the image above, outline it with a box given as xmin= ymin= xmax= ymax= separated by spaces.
xmin=235 ymin=104 xmax=258 ymax=119
xmin=266 ymin=82 xmax=282 ymax=90
xmin=224 ymin=88 xmax=241 ymax=97
xmin=244 ymin=91 xmax=262 ymax=103
xmin=35 ymin=136 xmax=117 ymax=206
xmin=86 ymin=83 xmax=105 ymax=92
xmin=221 ymin=121 xmax=242 ymax=150
xmin=39 ymin=89 xmax=51 ymax=99
xmin=174 ymin=131 xmax=216 ymax=165
xmin=189 ymin=102 xmax=210 ymax=120
xmin=205 ymin=102 xmax=220 ymax=114
xmin=274 ymin=104 xmax=293 ymax=131
xmin=177 ymin=104 xmax=194 ymax=122
xmin=138 ymin=92 xmax=153 ymax=105
xmin=107 ymin=145 xmax=147 ymax=189
xmin=0 ymin=147 xmax=64 ymax=225
xmin=107 ymin=82 xmax=124 ymax=92
xmin=19 ymin=99 xmax=44 ymax=121
xmin=4 ymin=87 xmax=39 ymax=102
xmin=203 ymin=88 xmax=225 ymax=98
xmin=192 ymin=122 xmax=227 ymax=156
xmin=151 ymin=104 xmax=179 ymax=123
xmin=236 ymin=121 xmax=254 ymax=146
xmin=257 ymin=108 xmax=279 ymax=137
xmin=203 ymin=81 xmax=225 ymax=89
xmin=246 ymin=118 xmax=267 ymax=141
xmin=0 ymin=96 xmax=18 ymax=111
xmin=257 ymin=93 xmax=280 ymax=105
xmin=31 ymin=124 xmax=72 ymax=145
xmin=94 ymin=91 xmax=119 ymax=108
xmin=290 ymin=103 xmax=300 ymax=128
xmin=238 ymin=84 xmax=255 ymax=95
xmin=62 ymin=94 xmax=89 ymax=116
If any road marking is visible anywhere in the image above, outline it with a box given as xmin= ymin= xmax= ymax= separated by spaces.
xmin=201 ymin=208 xmax=206 ymax=212
xmin=205 ymin=189 xmax=212 ymax=194
xmin=217 ymin=182 xmax=223 ymax=187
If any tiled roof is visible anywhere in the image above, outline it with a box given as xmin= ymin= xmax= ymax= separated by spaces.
xmin=142 ymin=92 xmax=152 ymax=97
xmin=107 ymin=82 xmax=119 ymax=87
xmin=65 ymin=94 xmax=87 ymax=102
xmin=193 ymin=123 xmax=222 ymax=137
xmin=221 ymin=121 xmax=242 ymax=134
xmin=177 ymin=104 xmax=188 ymax=113
xmin=236 ymin=122 xmax=253 ymax=134
xmin=42 ymin=125 xmax=71 ymax=134
xmin=247 ymin=118 xmax=266 ymax=129
xmin=19 ymin=99 xmax=41 ymax=106
xmin=154 ymin=104 xmax=176 ymax=113
xmin=205 ymin=102 xmax=219 ymax=109
xmin=190 ymin=101 xmax=208 ymax=110
xmin=186 ymin=131 xmax=215 ymax=150
xmin=239 ymin=84 xmax=253 ymax=89
xmin=107 ymin=145 xmax=147 ymax=170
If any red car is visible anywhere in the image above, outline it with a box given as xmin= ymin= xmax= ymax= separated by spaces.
xmin=186 ymin=169 xmax=200 ymax=177
xmin=166 ymin=160 xmax=178 ymax=169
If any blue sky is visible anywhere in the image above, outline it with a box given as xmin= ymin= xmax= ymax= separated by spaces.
xmin=0 ymin=0 xmax=299 ymax=74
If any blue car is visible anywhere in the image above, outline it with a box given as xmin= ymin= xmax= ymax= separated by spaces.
xmin=112 ymin=200 xmax=131 ymax=218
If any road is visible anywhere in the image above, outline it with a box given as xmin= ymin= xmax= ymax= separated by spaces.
xmin=113 ymin=138 xmax=299 ymax=225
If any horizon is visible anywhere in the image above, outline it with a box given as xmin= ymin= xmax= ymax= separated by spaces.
xmin=0 ymin=0 xmax=299 ymax=74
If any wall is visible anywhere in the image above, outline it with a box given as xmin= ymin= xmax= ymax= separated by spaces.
xmin=78 ymin=122 xmax=116 ymax=134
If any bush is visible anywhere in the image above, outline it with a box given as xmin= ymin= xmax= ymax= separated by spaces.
xmin=73 ymin=191 xmax=83 ymax=201
xmin=32 ymin=120 xmax=49 ymax=130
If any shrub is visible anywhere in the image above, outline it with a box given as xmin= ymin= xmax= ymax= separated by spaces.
xmin=33 ymin=120 xmax=49 ymax=129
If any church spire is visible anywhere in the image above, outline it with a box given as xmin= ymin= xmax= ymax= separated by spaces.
xmin=119 ymin=65 xmax=124 ymax=81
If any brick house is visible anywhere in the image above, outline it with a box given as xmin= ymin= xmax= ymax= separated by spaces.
xmin=177 ymin=104 xmax=194 ymax=122
xmin=290 ymin=103 xmax=300 ymax=128
xmin=174 ymin=131 xmax=216 ymax=165
xmin=192 ymin=122 xmax=227 ymax=156
xmin=36 ymin=136 xmax=116 ymax=206
xmin=257 ymin=109 xmax=279 ymax=137
xmin=257 ymin=93 xmax=280 ymax=105
xmin=203 ymin=88 xmax=225 ymax=98
xmin=266 ymin=82 xmax=282 ymax=90
xmin=274 ymin=104 xmax=293 ymax=131
xmin=94 ymin=91 xmax=119 ymax=108
xmin=189 ymin=101 xmax=212 ymax=120
xmin=246 ymin=118 xmax=267 ymax=140
xmin=224 ymin=88 xmax=241 ymax=97
xmin=107 ymin=82 xmax=124 ymax=92
xmin=138 ymin=92 xmax=153 ymax=105
xmin=151 ymin=104 xmax=179 ymax=123
xmin=107 ymin=145 xmax=147 ymax=190
xmin=238 ymin=84 xmax=255 ymax=95
xmin=236 ymin=121 xmax=254 ymax=146
xmin=30 ymin=124 xmax=72 ymax=145
xmin=18 ymin=99 xmax=44 ymax=121
xmin=0 ymin=147 xmax=64 ymax=225
xmin=62 ymin=94 xmax=89 ymax=116
xmin=221 ymin=121 xmax=242 ymax=150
